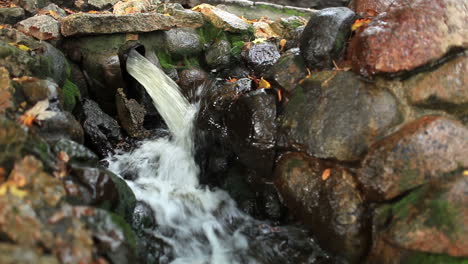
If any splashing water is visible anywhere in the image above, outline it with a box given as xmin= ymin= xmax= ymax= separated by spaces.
xmin=108 ymin=50 xmax=256 ymax=263
xmin=108 ymin=50 xmax=331 ymax=264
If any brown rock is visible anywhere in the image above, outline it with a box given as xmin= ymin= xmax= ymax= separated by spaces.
xmin=406 ymin=55 xmax=468 ymax=107
xmin=115 ymin=88 xmax=148 ymax=139
xmin=60 ymin=11 xmax=203 ymax=37
xmin=350 ymin=0 xmax=468 ymax=76
xmin=369 ymin=169 xmax=468 ymax=260
xmin=0 ymin=67 xmax=13 ymax=114
xmin=274 ymin=152 xmax=370 ymax=262
xmin=193 ymin=4 xmax=251 ymax=33
xmin=17 ymin=15 xmax=61 ymax=40
xmin=353 ymin=0 xmax=396 ymax=14
xmin=358 ymin=116 xmax=468 ymax=201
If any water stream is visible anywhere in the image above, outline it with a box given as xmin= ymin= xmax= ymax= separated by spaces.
xmin=107 ymin=50 xmax=331 ymax=264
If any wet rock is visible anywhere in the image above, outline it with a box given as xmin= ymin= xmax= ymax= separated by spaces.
xmin=77 ymin=98 xmax=123 ymax=157
xmin=131 ymin=201 xmax=156 ymax=230
xmin=274 ymin=152 xmax=370 ymax=262
xmin=0 ymin=7 xmax=25 ymax=24
xmin=42 ymin=3 xmax=67 ymax=17
xmin=15 ymin=0 xmax=44 ymax=13
xmin=368 ymin=169 xmax=468 ymax=262
xmin=350 ymin=0 xmax=468 ymax=76
xmin=269 ymin=50 xmax=307 ymax=92
xmin=205 ymin=39 xmax=231 ymax=69
xmin=17 ymin=15 xmax=61 ymax=40
xmin=69 ymin=62 xmax=89 ymax=98
xmin=194 ymin=4 xmax=251 ymax=33
xmin=0 ymin=67 xmax=14 ymax=113
xmin=0 ymin=243 xmax=59 ymax=264
xmin=68 ymin=165 xmax=119 ymax=208
xmin=284 ymin=26 xmax=304 ymax=51
xmin=16 ymin=77 xmax=59 ymax=105
xmin=69 ymin=206 xmax=138 ymax=264
xmin=52 ymin=138 xmax=99 ymax=165
xmin=358 ymin=116 xmax=468 ymax=201
xmin=60 ymin=11 xmax=204 ymax=37
xmin=0 ymin=118 xmax=28 ymax=168
xmin=164 ymin=27 xmax=202 ymax=56
xmin=252 ymin=20 xmax=279 ymax=39
xmin=225 ymin=89 xmax=277 ymax=176
xmin=106 ymin=170 xmax=137 ymax=221
xmin=405 ymin=55 xmax=468 ymax=112
xmin=269 ymin=16 xmax=307 ymax=39
xmin=36 ymin=110 xmax=85 ymax=144
xmin=42 ymin=41 xmax=69 ymax=87
xmin=76 ymin=0 xmax=120 ymax=11
xmin=115 ymin=88 xmax=148 ymax=139
xmin=113 ymin=0 xmax=151 ymax=15
xmin=178 ymin=67 xmax=208 ymax=96
xmin=242 ymin=41 xmax=281 ymax=74
xmin=352 ymin=0 xmax=394 ymax=15
xmin=300 ymin=7 xmax=355 ymax=69
xmin=279 ymin=71 xmax=401 ymax=161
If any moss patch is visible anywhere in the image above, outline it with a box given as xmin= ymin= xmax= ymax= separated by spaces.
xmin=62 ymin=79 xmax=80 ymax=112
xmin=405 ymin=252 xmax=468 ymax=264
xmin=109 ymin=212 xmax=137 ymax=252
xmin=255 ymin=4 xmax=307 ymax=17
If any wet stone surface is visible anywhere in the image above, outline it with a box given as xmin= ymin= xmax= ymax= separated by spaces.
xmin=242 ymin=41 xmax=281 ymax=75
xmin=300 ymin=7 xmax=355 ymax=70
xmin=274 ymin=152 xmax=370 ymax=263
xmin=358 ymin=116 xmax=468 ymax=201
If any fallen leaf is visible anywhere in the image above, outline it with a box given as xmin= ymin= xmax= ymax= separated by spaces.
xmin=298 ymin=68 xmax=312 ymax=85
xmin=64 ymin=8 xmax=76 ymax=14
xmin=276 ymin=89 xmax=282 ymax=102
xmin=8 ymin=42 xmax=31 ymax=51
xmin=47 ymin=10 xmax=61 ymax=19
xmin=279 ymin=39 xmax=287 ymax=51
xmin=88 ymin=10 xmax=101 ymax=14
xmin=124 ymin=7 xmax=135 ymax=14
xmin=58 ymin=151 xmax=70 ymax=163
xmin=163 ymin=13 xmax=171 ymax=16
xmin=226 ymin=77 xmax=238 ymax=83
xmin=322 ymin=168 xmax=331 ymax=180
xmin=126 ymin=33 xmax=139 ymax=41
xmin=365 ymin=9 xmax=379 ymax=17
xmin=192 ymin=3 xmax=215 ymax=12
xmin=252 ymin=38 xmax=267 ymax=44
xmin=464 ymin=170 xmax=468 ymax=176
xmin=18 ymin=99 xmax=56 ymax=127
xmin=258 ymin=77 xmax=271 ymax=89
xmin=351 ymin=18 xmax=371 ymax=31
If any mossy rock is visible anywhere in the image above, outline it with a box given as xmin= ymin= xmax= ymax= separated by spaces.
xmin=62 ymin=79 xmax=81 ymax=112
xmin=107 ymin=170 xmax=137 ymax=222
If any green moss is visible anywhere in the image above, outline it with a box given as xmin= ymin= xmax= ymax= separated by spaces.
xmin=109 ymin=212 xmax=137 ymax=252
xmin=197 ymin=23 xmax=227 ymax=45
xmin=399 ymin=167 xmax=421 ymax=192
xmin=62 ymin=79 xmax=80 ymax=112
xmin=156 ymin=49 xmax=175 ymax=69
xmin=391 ymin=187 xmax=425 ymax=220
xmin=405 ymin=252 xmax=468 ymax=264
xmin=255 ymin=4 xmax=307 ymax=17
xmin=107 ymin=171 xmax=137 ymax=222
xmin=230 ymin=41 xmax=245 ymax=58
xmin=427 ymin=198 xmax=459 ymax=235
xmin=183 ymin=56 xmax=200 ymax=68
xmin=286 ymin=85 xmax=307 ymax=114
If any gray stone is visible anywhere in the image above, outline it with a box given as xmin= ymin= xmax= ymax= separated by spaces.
xmin=279 ymin=71 xmax=401 ymax=161
xmin=205 ymin=39 xmax=231 ymax=69
xmin=0 ymin=7 xmax=25 ymax=24
xmin=269 ymin=50 xmax=307 ymax=92
xmin=17 ymin=15 xmax=61 ymax=40
xmin=194 ymin=4 xmax=251 ymax=33
xmin=300 ymin=7 xmax=355 ymax=69
xmin=241 ymin=41 xmax=281 ymax=74
xmin=164 ymin=28 xmax=202 ymax=56
xmin=60 ymin=11 xmax=204 ymax=37
xmin=76 ymin=0 xmax=120 ymax=10
xmin=42 ymin=3 xmax=67 ymax=17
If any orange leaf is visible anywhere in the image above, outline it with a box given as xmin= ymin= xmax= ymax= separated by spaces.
xmin=276 ymin=89 xmax=282 ymax=102
xmin=279 ymin=39 xmax=287 ymax=51
xmin=64 ymin=8 xmax=76 ymax=14
xmin=258 ymin=77 xmax=271 ymax=89
xmin=351 ymin=18 xmax=371 ymax=31
xmin=322 ymin=169 xmax=331 ymax=181
xmin=58 ymin=151 xmax=70 ymax=163
xmin=88 ymin=10 xmax=101 ymax=14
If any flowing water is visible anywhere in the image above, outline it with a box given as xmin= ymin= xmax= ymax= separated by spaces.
xmin=107 ymin=50 xmax=331 ymax=264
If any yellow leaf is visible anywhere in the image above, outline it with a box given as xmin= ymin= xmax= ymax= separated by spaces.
xmin=17 ymin=44 xmax=31 ymax=51
xmin=9 ymin=185 xmax=27 ymax=198
xmin=464 ymin=170 xmax=468 ymax=176
xmin=192 ymin=3 xmax=214 ymax=12
xmin=163 ymin=13 xmax=171 ymax=16
xmin=252 ymin=38 xmax=267 ymax=44
xmin=0 ymin=184 xmax=7 ymax=196
xmin=0 ymin=25 xmax=4 ymax=30
xmin=258 ymin=77 xmax=271 ymax=89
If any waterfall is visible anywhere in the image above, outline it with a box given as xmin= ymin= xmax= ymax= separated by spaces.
xmin=108 ymin=50 xmax=255 ymax=263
